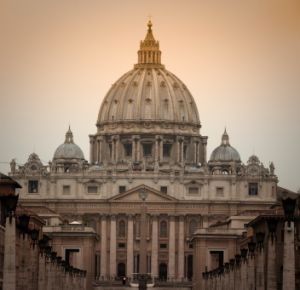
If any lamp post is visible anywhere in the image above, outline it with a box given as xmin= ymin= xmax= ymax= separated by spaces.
xmin=138 ymin=187 xmax=148 ymax=290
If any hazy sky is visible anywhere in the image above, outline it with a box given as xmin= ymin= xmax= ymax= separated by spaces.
xmin=0 ymin=0 xmax=299 ymax=191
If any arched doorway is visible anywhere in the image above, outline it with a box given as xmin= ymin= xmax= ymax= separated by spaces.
xmin=117 ymin=262 xmax=126 ymax=278
xmin=159 ymin=263 xmax=167 ymax=281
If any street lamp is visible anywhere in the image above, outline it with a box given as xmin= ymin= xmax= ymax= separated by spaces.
xmin=256 ymin=232 xmax=265 ymax=251
xmin=240 ymin=248 xmax=248 ymax=262
xmin=18 ymin=214 xmax=30 ymax=238
xmin=138 ymin=186 xmax=148 ymax=290
xmin=248 ymin=241 xmax=256 ymax=257
xmin=282 ymin=197 xmax=297 ymax=225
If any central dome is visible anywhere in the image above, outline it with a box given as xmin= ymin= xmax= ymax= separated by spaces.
xmin=97 ymin=21 xmax=200 ymax=131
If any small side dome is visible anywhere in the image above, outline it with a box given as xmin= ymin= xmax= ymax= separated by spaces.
xmin=53 ymin=127 xmax=84 ymax=161
xmin=210 ymin=130 xmax=241 ymax=162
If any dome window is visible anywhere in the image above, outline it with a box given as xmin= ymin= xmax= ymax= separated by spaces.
xmin=123 ymin=143 xmax=132 ymax=157
xmin=143 ymin=143 xmax=152 ymax=157
xmin=163 ymin=143 xmax=172 ymax=158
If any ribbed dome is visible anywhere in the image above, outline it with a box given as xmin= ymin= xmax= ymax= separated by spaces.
xmin=97 ymin=21 xmax=200 ymax=129
xmin=53 ymin=127 xmax=85 ymax=161
xmin=210 ymin=130 xmax=241 ymax=162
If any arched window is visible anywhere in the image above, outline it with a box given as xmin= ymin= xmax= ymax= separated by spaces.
xmin=160 ymin=220 xmax=168 ymax=238
xmin=189 ymin=219 xmax=198 ymax=236
xmin=118 ymin=220 xmax=126 ymax=238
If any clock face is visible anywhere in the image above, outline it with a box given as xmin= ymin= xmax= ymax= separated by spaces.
xmin=30 ymin=164 xmax=38 ymax=171
xmin=248 ymin=166 xmax=258 ymax=176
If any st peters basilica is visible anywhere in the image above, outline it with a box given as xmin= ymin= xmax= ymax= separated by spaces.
xmin=8 ymin=21 xmax=282 ymax=290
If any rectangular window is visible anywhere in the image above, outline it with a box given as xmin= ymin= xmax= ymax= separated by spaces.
xmin=216 ymin=187 xmax=224 ymax=197
xmin=160 ymin=243 xmax=167 ymax=249
xmin=188 ymin=187 xmax=199 ymax=194
xmin=118 ymin=243 xmax=126 ymax=249
xmin=163 ymin=143 xmax=172 ymax=157
xmin=63 ymin=185 xmax=70 ymax=195
xmin=160 ymin=186 xmax=168 ymax=194
xmin=143 ymin=143 xmax=152 ymax=157
xmin=248 ymin=183 xmax=258 ymax=196
xmin=87 ymin=186 xmax=98 ymax=194
xmin=124 ymin=143 xmax=132 ymax=157
xmin=210 ymin=251 xmax=224 ymax=269
xmin=119 ymin=186 xmax=126 ymax=193
xmin=28 ymin=180 xmax=39 ymax=193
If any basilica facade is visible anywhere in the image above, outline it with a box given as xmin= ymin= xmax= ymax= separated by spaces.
xmin=9 ymin=22 xmax=278 ymax=289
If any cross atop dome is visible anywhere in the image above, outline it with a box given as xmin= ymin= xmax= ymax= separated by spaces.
xmin=136 ymin=21 xmax=162 ymax=67
xmin=221 ymin=129 xmax=230 ymax=146
xmin=65 ymin=126 xmax=74 ymax=144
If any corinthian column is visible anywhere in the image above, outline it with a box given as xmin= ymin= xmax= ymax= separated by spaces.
xmin=178 ymin=216 xmax=185 ymax=281
xmin=151 ymin=215 xmax=158 ymax=278
xmin=168 ymin=216 xmax=176 ymax=280
xmin=127 ymin=215 xmax=134 ymax=279
xmin=100 ymin=215 xmax=107 ymax=279
xmin=109 ymin=215 xmax=117 ymax=278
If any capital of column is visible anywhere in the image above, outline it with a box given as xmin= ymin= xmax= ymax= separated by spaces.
xmin=155 ymin=135 xmax=162 ymax=142
xmin=132 ymin=135 xmax=140 ymax=141
xmin=176 ymin=136 xmax=184 ymax=142
xmin=112 ymin=135 xmax=119 ymax=141
xmin=110 ymin=214 xmax=117 ymax=221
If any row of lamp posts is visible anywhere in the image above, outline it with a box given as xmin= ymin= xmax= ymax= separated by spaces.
xmin=202 ymin=196 xmax=298 ymax=290
xmin=1 ymin=193 xmax=87 ymax=290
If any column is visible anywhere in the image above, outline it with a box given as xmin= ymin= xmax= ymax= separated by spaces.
xmin=98 ymin=137 xmax=103 ymax=163
xmin=194 ymin=141 xmax=197 ymax=164
xmin=100 ymin=215 xmax=107 ymax=279
xmin=111 ymin=139 xmax=116 ymax=163
xmin=151 ymin=215 xmax=158 ymax=278
xmin=256 ymin=248 xmax=265 ymax=290
xmin=38 ymin=253 xmax=46 ymax=290
xmin=136 ymin=137 xmax=141 ymax=162
xmin=176 ymin=138 xmax=180 ymax=163
xmin=168 ymin=216 xmax=176 ymax=280
xmin=247 ymin=254 xmax=255 ymax=290
xmin=89 ymin=136 xmax=94 ymax=164
xmin=3 ymin=216 xmax=16 ymax=290
xmin=180 ymin=139 xmax=184 ymax=164
xmin=178 ymin=216 xmax=185 ymax=281
xmin=155 ymin=136 xmax=160 ymax=162
xmin=114 ymin=136 xmax=119 ymax=163
xmin=202 ymin=137 xmax=208 ymax=164
xmin=283 ymin=221 xmax=295 ymax=290
xmin=159 ymin=138 xmax=163 ymax=161
xmin=109 ymin=215 xmax=117 ymax=278
xmin=127 ymin=215 xmax=134 ymax=279
xmin=266 ymin=235 xmax=276 ymax=290
xmin=132 ymin=137 xmax=136 ymax=162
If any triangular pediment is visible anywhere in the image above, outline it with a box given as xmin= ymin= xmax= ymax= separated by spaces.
xmin=108 ymin=184 xmax=178 ymax=202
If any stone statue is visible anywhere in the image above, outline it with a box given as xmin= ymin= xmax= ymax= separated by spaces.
xmin=10 ymin=159 xmax=16 ymax=173
xmin=269 ymin=162 xmax=275 ymax=175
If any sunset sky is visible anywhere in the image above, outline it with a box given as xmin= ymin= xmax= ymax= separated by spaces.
xmin=0 ymin=0 xmax=299 ymax=191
